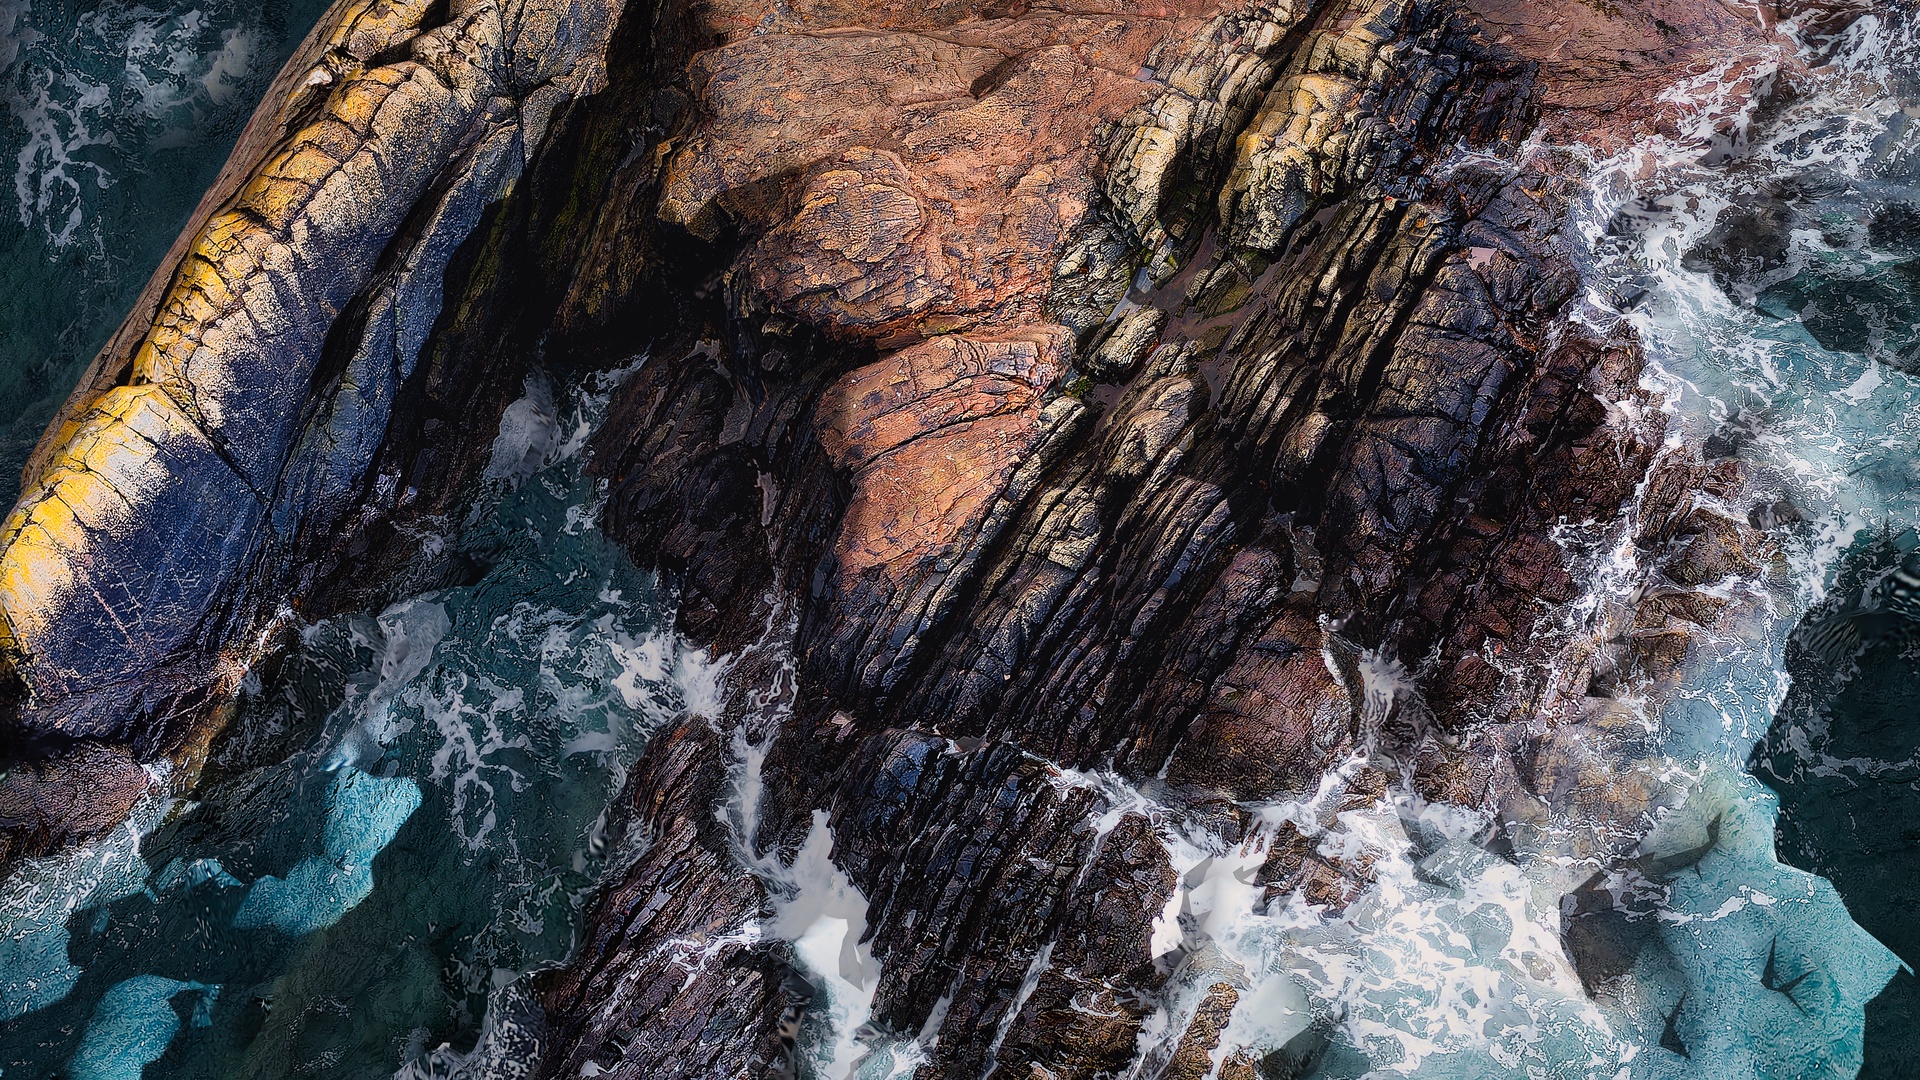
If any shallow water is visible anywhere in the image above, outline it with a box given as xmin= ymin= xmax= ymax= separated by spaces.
xmin=0 ymin=374 xmax=727 ymax=1077
xmin=0 ymin=0 xmax=330 ymax=507
xmin=1583 ymin=12 xmax=1920 ymax=1077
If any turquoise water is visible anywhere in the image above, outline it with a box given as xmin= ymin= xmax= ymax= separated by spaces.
xmin=0 ymin=374 xmax=719 ymax=1076
xmin=0 ymin=0 xmax=330 ymax=506
xmin=1569 ymin=10 xmax=1920 ymax=1076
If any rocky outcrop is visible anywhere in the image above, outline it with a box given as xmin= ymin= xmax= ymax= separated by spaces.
xmin=545 ymin=0 xmax=1791 ymax=1074
xmin=0 ymin=0 xmax=1859 ymax=1073
xmin=0 ymin=743 xmax=152 ymax=868
xmin=536 ymin=716 xmax=794 ymax=1078
xmin=0 ymin=0 xmax=622 ymax=760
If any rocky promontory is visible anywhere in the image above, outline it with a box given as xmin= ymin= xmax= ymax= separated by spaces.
xmin=0 ymin=0 xmax=1884 ymax=1074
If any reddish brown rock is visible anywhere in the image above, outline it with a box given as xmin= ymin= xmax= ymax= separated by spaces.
xmin=665 ymin=8 xmax=1214 ymax=343
xmin=1165 ymin=982 xmax=1241 ymax=1080
xmin=815 ymin=326 xmax=1074 ymax=684
xmin=1166 ymin=604 xmax=1348 ymax=797
xmin=0 ymin=744 xmax=151 ymax=867
xmin=0 ymin=0 xmax=1834 ymax=1074
xmin=1462 ymin=0 xmax=1793 ymax=148
xmin=1767 ymin=0 xmax=1881 ymax=42
xmin=819 ymin=325 xmax=1069 ymax=576
xmin=570 ymin=0 xmax=1710 ymax=1070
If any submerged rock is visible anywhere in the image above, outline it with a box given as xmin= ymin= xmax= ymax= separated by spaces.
xmin=1755 ymin=543 xmax=1920 ymax=1078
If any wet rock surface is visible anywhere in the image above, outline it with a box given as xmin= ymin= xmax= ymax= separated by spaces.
xmin=0 ymin=0 xmax=628 ymax=757
xmin=545 ymin=0 xmax=1776 ymax=1072
xmin=0 ymin=0 xmax=1885 ymax=1074
xmin=0 ymin=744 xmax=152 ymax=869
xmin=537 ymin=717 xmax=793 ymax=1079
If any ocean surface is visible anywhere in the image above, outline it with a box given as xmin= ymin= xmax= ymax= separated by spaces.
xmin=0 ymin=0 xmax=331 ymax=509
xmin=0 ymin=369 xmax=723 ymax=1077
xmin=3 ymin=4 xmax=1920 ymax=1079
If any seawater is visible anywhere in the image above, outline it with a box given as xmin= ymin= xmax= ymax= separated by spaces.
xmin=0 ymin=372 xmax=727 ymax=1076
xmin=0 ymin=0 xmax=331 ymax=508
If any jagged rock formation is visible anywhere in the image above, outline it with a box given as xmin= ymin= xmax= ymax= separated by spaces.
xmin=0 ymin=0 xmax=1858 ymax=1073
xmin=532 ymin=0 xmax=1789 ymax=1074
xmin=0 ymin=0 xmax=621 ymax=758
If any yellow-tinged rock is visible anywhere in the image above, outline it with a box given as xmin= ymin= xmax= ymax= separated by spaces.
xmin=328 ymin=76 xmax=398 ymax=135
xmin=0 ymin=519 xmax=81 ymax=644
xmin=278 ymin=142 xmax=344 ymax=184
xmin=0 ymin=0 xmax=624 ymax=753
xmin=0 ymin=386 xmax=202 ymax=634
xmin=176 ymin=284 xmax=222 ymax=329
xmin=309 ymin=118 xmax=367 ymax=162
xmin=342 ymin=0 xmax=442 ymax=61
xmin=199 ymin=211 xmax=252 ymax=253
xmin=181 ymin=254 xmax=239 ymax=312
xmin=243 ymin=175 xmax=318 ymax=231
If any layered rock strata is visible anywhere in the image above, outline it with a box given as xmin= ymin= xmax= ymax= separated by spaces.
xmin=0 ymin=0 xmax=1853 ymax=1073
xmin=539 ymin=0 xmax=1792 ymax=1075
xmin=0 ymin=0 xmax=620 ymax=757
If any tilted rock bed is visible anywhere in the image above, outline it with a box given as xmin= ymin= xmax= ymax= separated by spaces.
xmin=0 ymin=0 xmax=1877 ymax=1074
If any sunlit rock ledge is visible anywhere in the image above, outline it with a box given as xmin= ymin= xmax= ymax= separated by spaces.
xmin=1 ymin=0 xmax=1911 ymax=1074
xmin=0 ymin=0 xmax=616 ymax=759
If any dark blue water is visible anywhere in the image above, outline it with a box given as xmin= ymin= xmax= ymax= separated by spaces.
xmin=1753 ymin=539 xmax=1920 ymax=1078
xmin=0 ymin=0 xmax=331 ymax=507
xmin=0 ymin=372 xmax=719 ymax=1077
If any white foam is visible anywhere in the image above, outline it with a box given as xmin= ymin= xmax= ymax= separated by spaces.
xmin=197 ymin=25 xmax=261 ymax=106
xmin=483 ymin=375 xmax=562 ymax=486
xmin=770 ymin=811 xmax=882 ymax=1080
xmin=1566 ymin=10 xmax=1920 ymax=754
xmin=0 ymin=796 xmax=168 ymax=1021
xmin=9 ymin=61 xmax=112 ymax=247
xmin=4 ymin=0 xmax=284 ymax=246
xmin=692 ymin=600 xmax=939 ymax=1077
xmin=1101 ymin=758 xmax=1630 ymax=1079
